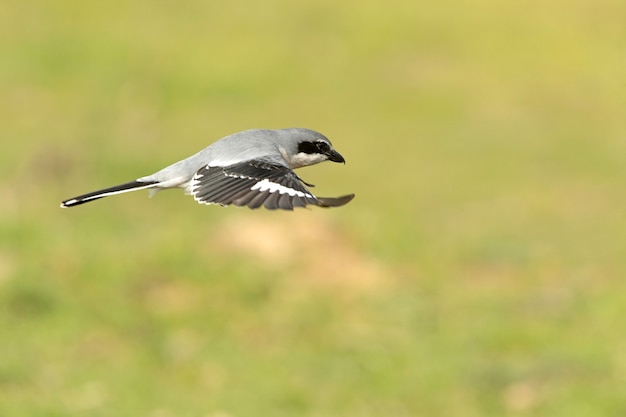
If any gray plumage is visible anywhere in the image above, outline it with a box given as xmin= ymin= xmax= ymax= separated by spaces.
xmin=60 ymin=128 xmax=355 ymax=210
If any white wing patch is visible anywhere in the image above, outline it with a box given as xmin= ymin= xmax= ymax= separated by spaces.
xmin=186 ymin=172 xmax=204 ymax=194
xmin=251 ymin=178 xmax=313 ymax=198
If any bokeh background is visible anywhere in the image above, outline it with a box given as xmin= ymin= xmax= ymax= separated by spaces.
xmin=1 ymin=0 xmax=625 ymax=415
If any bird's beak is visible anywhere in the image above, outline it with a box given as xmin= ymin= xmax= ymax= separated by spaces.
xmin=327 ymin=149 xmax=346 ymax=164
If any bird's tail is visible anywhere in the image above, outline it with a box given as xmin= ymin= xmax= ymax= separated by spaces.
xmin=60 ymin=180 xmax=159 ymax=208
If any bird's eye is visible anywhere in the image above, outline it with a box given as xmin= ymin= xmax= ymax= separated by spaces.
xmin=316 ymin=141 xmax=330 ymax=153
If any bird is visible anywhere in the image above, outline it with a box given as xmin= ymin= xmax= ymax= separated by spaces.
xmin=60 ymin=128 xmax=355 ymax=210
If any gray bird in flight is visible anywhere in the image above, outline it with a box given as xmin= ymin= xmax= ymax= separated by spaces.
xmin=60 ymin=128 xmax=355 ymax=210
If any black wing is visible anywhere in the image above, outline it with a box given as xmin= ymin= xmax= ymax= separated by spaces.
xmin=189 ymin=160 xmax=354 ymax=210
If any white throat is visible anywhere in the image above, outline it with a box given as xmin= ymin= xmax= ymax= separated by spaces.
xmin=281 ymin=149 xmax=328 ymax=169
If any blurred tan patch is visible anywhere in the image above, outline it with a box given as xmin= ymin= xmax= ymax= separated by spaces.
xmin=138 ymin=278 xmax=202 ymax=316
xmin=209 ymin=212 xmax=390 ymax=292
xmin=503 ymin=380 xmax=540 ymax=412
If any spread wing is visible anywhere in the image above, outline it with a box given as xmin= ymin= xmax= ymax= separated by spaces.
xmin=189 ymin=160 xmax=354 ymax=210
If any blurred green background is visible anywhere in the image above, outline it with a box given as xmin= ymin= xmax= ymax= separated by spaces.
xmin=1 ymin=0 xmax=625 ymax=415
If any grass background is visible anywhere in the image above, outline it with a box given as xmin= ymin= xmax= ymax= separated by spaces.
xmin=1 ymin=0 xmax=626 ymax=415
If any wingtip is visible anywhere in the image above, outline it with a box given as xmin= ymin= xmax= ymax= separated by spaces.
xmin=318 ymin=193 xmax=355 ymax=208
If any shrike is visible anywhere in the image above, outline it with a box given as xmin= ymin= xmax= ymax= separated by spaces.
xmin=60 ymin=128 xmax=355 ymax=210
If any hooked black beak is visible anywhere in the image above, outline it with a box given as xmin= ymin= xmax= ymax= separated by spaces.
xmin=327 ymin=150 xmax=345 ymax=164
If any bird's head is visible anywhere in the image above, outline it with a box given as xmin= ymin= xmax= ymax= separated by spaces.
xmin=278 ymin=128 xmax=346 ymax=169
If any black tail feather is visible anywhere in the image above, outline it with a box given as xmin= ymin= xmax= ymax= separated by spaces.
xmin=60 ymin=180 xmax=159 ymax=208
